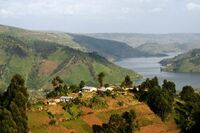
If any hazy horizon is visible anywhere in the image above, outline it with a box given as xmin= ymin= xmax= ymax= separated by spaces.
xmin=1 ymin=0 xmax=200 ymax=33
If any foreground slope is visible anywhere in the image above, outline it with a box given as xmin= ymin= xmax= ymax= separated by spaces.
xmin=160 ymin=49 xmax=200 ymax=72
xmin=0 ymin=30 xmax=140 ymax=90
xmin=28 ymin=94 xmax=178 ymax=133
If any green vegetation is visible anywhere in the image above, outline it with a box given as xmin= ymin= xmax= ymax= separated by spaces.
xmin=62 ymin=118 xmax=92 ymax=133
xmin=0 ymin=74 xmax=29 ymax=133
xmin=160 ymin=49 xmax=200 ymax=72
xmin=85 ymin=96 xmax=108 ymax=109
xmin=174 ymin=85 xmax=200 ymax=132
xmin=97 ymin=72 xmax=105 ymax=87
xmin=69 ymin=34 xmax=153 ymax=60
xmin=0 ymin=25 xmax=140 ymax=90
xmin=121 ymin=75 xmax=133 ymax=88
xmin=93 ymin=110 xmax=136 ymax=133
xmin=135 ymin=77 xmax=175 ymax=121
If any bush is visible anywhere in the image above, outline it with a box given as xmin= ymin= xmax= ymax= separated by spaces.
xmin=68 ymin=104 xmax=81 ymax=120
xmin=49 ymin=119 xmax=56 ymax=125
xmin=117 ymin=101 xmax=124 ymax=106
xmin=88 ymin=96 xmax=108 ymax=109
xmin=93 ymin=110 xmax=136 ymax=133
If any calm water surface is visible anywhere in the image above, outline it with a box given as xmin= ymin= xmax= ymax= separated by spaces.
xmin=115 ymin=53 xmax=200 ymax=90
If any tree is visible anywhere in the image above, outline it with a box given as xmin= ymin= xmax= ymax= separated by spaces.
xmin=97 ymin=72 xmax=105 ymax=87
xmin=51 ymin=76 xmax=63 ymax=87
xmin=79 ymin=80 xmax=85 ymax=89
xmin=1 ymin=74 xmax=29 ymax=133
xmin=162 ymin=80 xmax=176 ymax=95
xmin=92 ymin=110 xmax=136 ymax=133
xmin=180 ymin=86 xmax=195 ymax=102
xmin=147 ymin=87 xmax=172 ymax=121
xmin=121 ymin=75 xmax=133 ymax=88
xmin=0 ymin=108 xmax=17 ymax=133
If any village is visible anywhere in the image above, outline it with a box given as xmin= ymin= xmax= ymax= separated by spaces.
xmin=38 ymin=85 xmax=136 ymax=106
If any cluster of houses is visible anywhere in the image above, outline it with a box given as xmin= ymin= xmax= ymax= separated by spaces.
xmin=45 ymin=86 xmax=135 ymax=105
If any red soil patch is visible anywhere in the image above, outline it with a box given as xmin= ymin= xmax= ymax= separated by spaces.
xmin=38 ymin=60 xmax=60 ymax=76
xmin=81 ymin=106 xmax=103 ymax=126
xmin=48 ymin=105 xmax=64 ymax=114
xmin=82 ymin=114 xmax=103 ymax=126
xmin=135 ymin=124 xmax=166 ymax=133
xmin=80 ymin=106 xmax=94 ymax=114
xmin=134 ymin=104 xmax=153 ymax=115
xmin=47 ymin=125 xmax=73 ymax=133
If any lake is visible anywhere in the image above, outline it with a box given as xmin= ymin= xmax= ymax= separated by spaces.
xmin=115 ymin=53 xmax=200 ymax=90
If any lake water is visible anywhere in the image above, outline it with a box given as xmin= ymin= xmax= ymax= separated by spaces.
xmin=115 ymin=53 xmax=200 ymax=90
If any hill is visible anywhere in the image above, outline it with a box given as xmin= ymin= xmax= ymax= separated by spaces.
xmin=0 ymin=25 xmax=153 ymax=61
xmin=86 ymin=33 xmax=200 ymax=55
xmin=0 ymin=27 xmax=140 ymax=90
xmin=160 ymin=49 xmax=200 ymax=72
xmin=28 ymin=93 xmax=179 ymax=133
xmin=68 ymin=34 xmax=155 ymax=61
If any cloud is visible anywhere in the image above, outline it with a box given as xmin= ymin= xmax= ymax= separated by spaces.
xmin=0 ymin=0 xmax=169 ymax=18
xmin=186 ymin=2 xmax=200 ymax=11
xmin=149 ymin=8 xmax=163 ymax=13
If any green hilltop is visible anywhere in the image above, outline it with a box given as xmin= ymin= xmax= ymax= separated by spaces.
xmin=160 ymin=49 xmax=200 ymax=72
xmin=0 ymin=25 xmax=140 ymax=90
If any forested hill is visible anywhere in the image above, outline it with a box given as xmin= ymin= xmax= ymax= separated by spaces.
xmin=0 ymin=25 xmax=140 ymax=90
xmin=68 ymin=34 xmax=161 ymax=61
xmin=160 ymin=49 xmax=200 ymax=72
xmin=0 ymin=25 xmax=155 ymax=61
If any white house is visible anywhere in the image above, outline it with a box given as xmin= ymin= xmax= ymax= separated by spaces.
xmin=82 ymin=86 xmax=97 ymax=92
xmin=106 ymin=87 xmax=114 ymax=91
xmin=60 ymin=96 xmax=73 ymax=102
xmin=98 ymin=86 xmax=107 ymax=92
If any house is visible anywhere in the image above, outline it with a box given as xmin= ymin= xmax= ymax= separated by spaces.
xmin=53 ymin=96 xmax=61 ymax=103
xmin=98 ymin=86 xmax=107 ymax=92
xmin=47 ymin=100 xmax=57 ymax=105
xmin=47 ymin=96 xmax=73 ymax=105
xmin=82 ymin=86 xmax=97 ymax=92
xmin=106 ymin=87 xmax=114 ymax=91
xmin=60 ymin=96 xmax=73 ymax=102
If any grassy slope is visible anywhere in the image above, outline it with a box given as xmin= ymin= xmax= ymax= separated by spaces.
xmin=0 ymin=25 xmax=150 ymax=61
xmin=0 ymin=26 xmax=140 ymax=90
xmin=28 ymin=94 xmax=178 ymax=133
xmin=160 ymin=49 xmax=200 ymax=72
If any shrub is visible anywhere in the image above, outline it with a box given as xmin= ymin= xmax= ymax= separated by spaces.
xmin=93 ymin=110 xmax=136 ymax=133
xmin=117 ymin=101 xmax=124 ymax=106
xmin=49 ymin=119 xmax=56 ymax=125
xmin=88 ymin=96 xmax=108 ymax=109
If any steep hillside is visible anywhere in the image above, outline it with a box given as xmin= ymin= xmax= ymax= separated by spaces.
xmin=0 ymin=25 xmax=153 ymax=61
xmin=87 ymin=33 xmax=200 ymax=54
xmin=0 ymin=33 xmax=140 ymax=90
xmin=69 ymin=34 xmax=155 ymax=61
xmin=160 ymin=49 xmax=200 ymax=72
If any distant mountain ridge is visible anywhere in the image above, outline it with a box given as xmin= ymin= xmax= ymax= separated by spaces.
xmin=86 ymin=33 xmax=200 ymax=55
xmin=160 ymin=49 xmax=200 ymax=72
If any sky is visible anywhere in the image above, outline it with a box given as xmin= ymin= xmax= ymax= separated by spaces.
xmin=0 ymin=0 xmax=200 ymax=33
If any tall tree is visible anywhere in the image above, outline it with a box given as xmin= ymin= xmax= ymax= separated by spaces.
xmin=180 ymin=86 xmax=195 ymax=101
xmin=121 ymin=75 xmax=133 ymax=88
xmin=97 ymin=72 xmax=105 ymax=87
xmin=79 ymin=80 xmax=85 ymax=89
xmin=162 ymin=80 xmax=176 ymax=95
xmin=1 ymin=74 xmax=29 ymax=133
